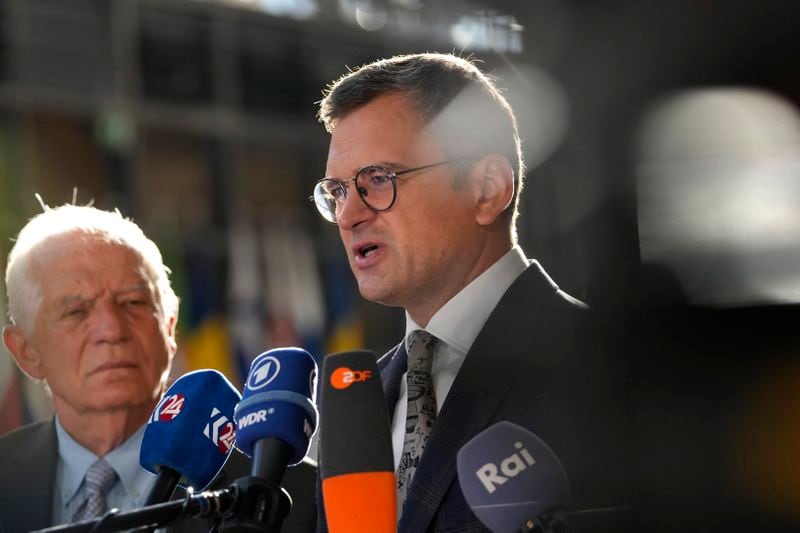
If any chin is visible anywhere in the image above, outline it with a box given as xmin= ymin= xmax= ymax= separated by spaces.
xmin=95 ymin=389 xmax=154 ymax=411
xmin=357 ymin=284 xmax=387 ymax=304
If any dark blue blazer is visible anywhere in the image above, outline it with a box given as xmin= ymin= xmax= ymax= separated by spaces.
xmin=379 ymin=261 xmax=628 ymax=532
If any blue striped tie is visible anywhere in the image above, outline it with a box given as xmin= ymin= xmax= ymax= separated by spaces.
xmin=72 ymin=458 xmax=118 ymax=522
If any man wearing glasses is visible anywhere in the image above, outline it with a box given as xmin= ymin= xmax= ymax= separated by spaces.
xmin=312 ymin=53 xmax=625 ymax=531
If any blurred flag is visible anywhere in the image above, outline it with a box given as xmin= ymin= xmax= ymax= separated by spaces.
xmin=262 ymin=214 xmax=327 ymax=361
xmin=322 ymin=248 xmax=364 ymax=354
xmin=178 ymin=231 xmax=238 ymax=383
xmin=228 ymin=215 xmax=266 ymax=381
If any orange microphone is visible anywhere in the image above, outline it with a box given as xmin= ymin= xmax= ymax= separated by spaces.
xmin=319 ymin=350 xmax=396 ymax=532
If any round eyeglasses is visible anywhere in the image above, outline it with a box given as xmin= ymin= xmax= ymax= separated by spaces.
xmin=310 ymin=159 xmax=460 ymax=224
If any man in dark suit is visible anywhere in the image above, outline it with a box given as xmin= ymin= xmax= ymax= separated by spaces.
xmin=311 ymin=53 xmax=627 ymax=531
xmin=0 ymin=204 xmax=316 ymax=532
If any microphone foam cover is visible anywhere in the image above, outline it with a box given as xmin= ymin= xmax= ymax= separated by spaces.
xmin=457 ymin=421 xmax=572 ymax=533
xmin=319 ymin=350 xmax=396 ymax=532
xmin=234 ymin=347 xmax=318 ymax=464
xmin=140 ymin=369 xmax=241 ymax=490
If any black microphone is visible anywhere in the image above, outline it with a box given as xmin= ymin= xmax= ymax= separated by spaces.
xmin=457 ymin=421 xmax=572 ymax=532
xmin=318 ymin=350 xmax=396 ymax=532
xmin=139 ymin=369 xmax=241 ymax=505
xmin=457 ymin=422 xmax=627 ymax=533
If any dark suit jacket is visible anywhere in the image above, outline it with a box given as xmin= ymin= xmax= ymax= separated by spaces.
xmin=375 ymin=261 xmax=629 ymax=532
xmin=0 ymin=418 xmax=317 ymax=533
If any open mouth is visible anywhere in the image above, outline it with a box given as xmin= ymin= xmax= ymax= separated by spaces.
xmin=358 ymin=244 xmax=379 ymax=258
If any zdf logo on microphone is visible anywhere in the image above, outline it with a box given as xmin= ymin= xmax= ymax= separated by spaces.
xmin=330 ymin=366 xmax=373 ymax=389
xmin=149 ymin=393 xmax=185 ymax=423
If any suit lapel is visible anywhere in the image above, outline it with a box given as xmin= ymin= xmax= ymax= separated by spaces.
xmin=22 ymin=420 xmax=58 ymax=530
xmin=398 ymin=262 xmax=560 ymax=532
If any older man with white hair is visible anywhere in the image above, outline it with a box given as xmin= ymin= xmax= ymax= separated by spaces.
xmin=0 ymin=204 xmax=316 ymax=532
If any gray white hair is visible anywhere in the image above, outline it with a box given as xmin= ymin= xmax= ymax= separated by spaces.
xmin=5 ymin=204 xmax=179 ymax=335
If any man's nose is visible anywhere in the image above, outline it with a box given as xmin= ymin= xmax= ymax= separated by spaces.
xmin=93 ymin=300 xmax=129 ymax=343
xmin=336 ymin=186 xmax=374 ymax=230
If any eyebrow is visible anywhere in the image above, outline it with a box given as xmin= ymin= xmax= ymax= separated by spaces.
xmin=116 ymin=283 xmax=149 ymax=295
xmin=56 ymin=283 xmax=150 ymax=307
xmin=57 ymin=294 xmax=87 ymax=307
xmin=327 ymin=161 xmax=401 ymax=180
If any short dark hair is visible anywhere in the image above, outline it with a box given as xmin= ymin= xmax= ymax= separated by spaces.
xmin=318 ymin=53 xmax=524 ymax=230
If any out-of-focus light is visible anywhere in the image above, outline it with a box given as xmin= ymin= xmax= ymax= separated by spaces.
xmin=355 ymin=4 xmax=388 ymax=31
xmin=450 ymin=13 xmax=523 ymax=53
xmin=258 ymin=0 xmax=318 ymax=19
xmin=503 ymin=65 xmax=570 ymax=172
xmin=638 ymin=87 xmax=800 ymax=306
xmin=211 ymin=0 xmax=318 ymax=20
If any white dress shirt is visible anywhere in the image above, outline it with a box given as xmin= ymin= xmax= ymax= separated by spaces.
xmin=53 ymin=417 xmax=155 ymax=526
xmin=391 ymin=245 xmax=529 ymax=469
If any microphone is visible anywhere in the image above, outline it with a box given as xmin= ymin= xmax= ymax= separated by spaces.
xmin=457 ymin=421 xmax=572 ymax=533
xmin=234 ymin=347 xmax=318 ymax=479
xmin=36 ymin=354 xmax=318 ymax=533
xmin=140 ymin=369 xmax=241 ymax=504
xmin=225 ymin=347 xmax=318 ymax=531
xmin=319 ymin=350 xmax=396 ymax=533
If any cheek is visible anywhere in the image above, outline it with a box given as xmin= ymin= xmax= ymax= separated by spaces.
xmin=137 ymin=324 xmax=172 ymax=368
xmin=37 ymin=336 xmax=80 ymax=373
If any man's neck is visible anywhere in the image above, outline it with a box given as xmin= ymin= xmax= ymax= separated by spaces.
xmin=54 ymin=402 xmax=153 ymax=456
xmin=407 ymin=241 xmax=513 ymax=327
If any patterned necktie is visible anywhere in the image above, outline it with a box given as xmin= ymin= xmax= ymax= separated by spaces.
xmin=396 ymin=329 xmax=438 ymax=515
xmin=72 ymin=458 xmax=118 ymax=522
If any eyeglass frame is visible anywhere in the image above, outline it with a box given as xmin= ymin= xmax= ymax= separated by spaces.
xmin=310 ymin=158 xmax=466 ymax=224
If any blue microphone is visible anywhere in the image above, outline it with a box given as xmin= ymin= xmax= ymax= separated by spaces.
xmin=457 ymin=421 xmax=572 ymax=533
xmin=233 ymin=347 xmax=318 ymax=484
xmin=140 ymin=369 xmax=241 ymax=505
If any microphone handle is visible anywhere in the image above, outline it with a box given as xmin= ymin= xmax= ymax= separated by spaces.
xmin=32 ymin=489 xmax=235 ymax=533
xmin=144 ymin=466 xmax=182 ymax=505
xmin=252 ymin=437 xmax=293 ymax=485
xmin=520 ymin=506 xmax=630 ymax=533
xmin=219 ymin=438 xmax=293 ymax=532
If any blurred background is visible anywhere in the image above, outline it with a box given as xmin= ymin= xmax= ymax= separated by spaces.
xmin=0 ymin=0 xmax=798 ymax=529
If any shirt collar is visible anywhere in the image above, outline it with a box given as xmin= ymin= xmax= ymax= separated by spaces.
xmin=55 ymin=416 xmax=97 ymax=506
xmin=105 ymin=424 xmax=152 ymax=505
xmin=405 ymin=245 xmax=529 ymax=352
xmin=55 ymin=417 xmax=153 ymax=506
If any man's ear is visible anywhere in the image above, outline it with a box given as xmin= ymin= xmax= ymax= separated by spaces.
xmin=3 ymin=325 xmax=45 ymax=380
xmin=471 ymin=154 xmax=514 ymax=226
xmin=166 ymin=312 xmax=178 ymax=354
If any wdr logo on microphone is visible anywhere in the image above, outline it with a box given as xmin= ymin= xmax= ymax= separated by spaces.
xmin=330 ymin=366 xmax=372 ymax=389
xmin=247 ymin=356 xmax=281 ymax=391
xmin=149 ymin=393 xmax=185 ymax=423
xmin=237 ymin=407 xmax=275 ymax=429
xmin=203 ymin=407 xmax=236 ymax=454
